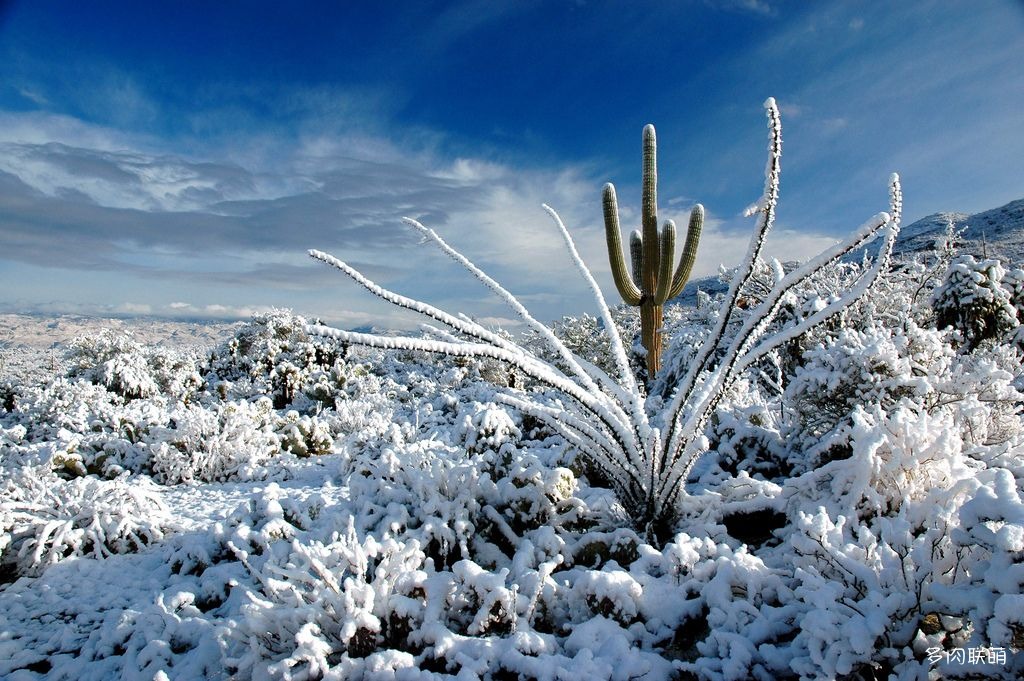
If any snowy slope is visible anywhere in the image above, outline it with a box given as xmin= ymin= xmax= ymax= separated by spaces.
xmin=895 ymin=197 xmax=1024 ymax=263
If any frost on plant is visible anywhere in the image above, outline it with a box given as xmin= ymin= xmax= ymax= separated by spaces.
xmin=67 ymin=330 xmax=202 ymax=401
xmin=308 ymin=98 xmax=901 ymax=542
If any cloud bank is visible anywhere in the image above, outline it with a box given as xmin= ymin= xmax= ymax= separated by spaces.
xmin=0 ymin=106 xmax=846 ymax=328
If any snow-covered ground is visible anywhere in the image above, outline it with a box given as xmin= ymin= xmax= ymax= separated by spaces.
xmin=2 ymin=233 xmax=1023 ymax=680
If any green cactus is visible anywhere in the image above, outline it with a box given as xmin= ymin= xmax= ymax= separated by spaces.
xmin=604 ymin=124 xmax=704 ymax=378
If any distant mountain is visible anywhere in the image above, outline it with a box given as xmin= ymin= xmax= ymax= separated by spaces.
xmin=894 ymin=197 xmax=1024 ymax=264
xmin=347 ymin=324 xmax=391 ymax=335
xmin=670 ymin=196 xmax=1024 ymax=308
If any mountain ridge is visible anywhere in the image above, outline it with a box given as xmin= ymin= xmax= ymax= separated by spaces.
xmin=893 ymin=197 xmax=1024 ymax=263
xmin=674 ymin=196 xmax=1024 ymax=307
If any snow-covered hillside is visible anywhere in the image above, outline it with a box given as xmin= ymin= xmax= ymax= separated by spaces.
xmin=673 ymin=197 xmax=1024 ymax=308
xmin=0 ymin=314 xmax=239 ymax=385
xmin=895 ymin=198 xmax=1024 ymax=264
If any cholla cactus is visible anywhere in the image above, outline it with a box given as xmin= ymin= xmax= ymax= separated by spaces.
xmin=307 ymin=98 xmax=900 ymax=542
xmin=603 ymin=124 xmax=704 ymax=378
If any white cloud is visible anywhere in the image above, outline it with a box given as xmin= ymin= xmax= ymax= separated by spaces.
xmin=117 ymin=302 xmax=152 ymax=314
xmin=0 ymin=108 xmax=613 ymax=324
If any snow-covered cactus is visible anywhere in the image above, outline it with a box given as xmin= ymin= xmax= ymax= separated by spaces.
xmin=307 ymin=98 xmax=900 ymax=543
xmin=603 ymin=124 xmax=704 ymax=378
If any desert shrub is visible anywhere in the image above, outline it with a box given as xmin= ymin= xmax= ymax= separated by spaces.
xmin=783 ymin=322 xmax=953 ymax=463
xmin=1004 ymin=266 xmax=1024 ymax=314
xmin=66 ymin=330 xmax=201 ymax=401
xmin=205 ymin=309 xmax=346 ymax=408
xmin=932 ymin=255 xmax=1020 ymax=351
xmin=525 ymin=307 xmax=643 ymax=386
xmin=0 ymin=379 xmax=165 ymax=477
xmin=0 ymin=467 xmax=173 ymax=577
xmin=148 ymin=399 xmax=280 ymax=484
xmin=780 ymin=404 xmax=1024 ymax=679
xmin=275 ymin=410 xmax=335 ymax=457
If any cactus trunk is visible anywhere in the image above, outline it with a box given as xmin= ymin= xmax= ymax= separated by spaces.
xmin=641 ymin=301 xmax=663 ymax=376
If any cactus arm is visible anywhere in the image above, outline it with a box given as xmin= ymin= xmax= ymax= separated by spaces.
xmin=629 ymin=230 xmax=643 ymax=289
xmin=667 ymin=203 xmax=704 ymax=299
xmin=603 ymin=183 xmax=643 ymax=305
xmin=653 ymin=220 xmax=677 ymax=304
xmin=641 ymin=124 xmax=660 ymax=298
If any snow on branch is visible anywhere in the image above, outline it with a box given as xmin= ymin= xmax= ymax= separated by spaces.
xmin=671 ymin=98 xmax=783 ymax=420
xmin=305 ymin=258 xmax=647 ymax=478
xmin=402 ymin=217 xmax=604 ymax=400
xmin=656 ymin=199 xmax=902 ymax=511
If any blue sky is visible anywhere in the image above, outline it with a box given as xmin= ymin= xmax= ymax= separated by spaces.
xmin=1 ymin=1 xmax=1022 ymax=329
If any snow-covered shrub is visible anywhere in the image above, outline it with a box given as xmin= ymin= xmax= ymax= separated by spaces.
xmin=0 ymin=468 xmax=173 ymax=577
xmin=67 ymin=331 xmax=160 ymax=399
xmin=149 ymin=399 xmax=280 ymax=484
xmin=1 ymin=378 xmax=166 ymax=478
xmin=458 ymin=402 xmax=522 ymax=454
xmin=524 ymin=308 xmax=641 ymax=386
xmin=222 ymin=495 xmax=427 ymax=678
xmin=4 ymin=379 xmax=124 ymax=442
xmin=706 ymin=395 xmax=789 ymax=479
xmin=932 ymin=255 xmax=1020 ymax=350
xmin=66 ymin=330 xmax=201 ymax=401
xmin=275 ymin=410 xmax=334 ymax=457
xmin=1 ymin=381 xmax=17 ymax=412
xmin=1004 ymin=265 xmax=1024 ymax=314
xmin=200 ymin=462 xmax=680 ymax=679
xmin=948 ymin=468 xmax=1024 ymax=665
xmin=206 ymin=309 xmax=347 ymax=409
xmin=776 ymin=404 xmax=1024 ymax=679
xmin=783 ymin=322 xmax=953 ymax=463
xmin=940 ymin=345 xmax=1024 ymax=447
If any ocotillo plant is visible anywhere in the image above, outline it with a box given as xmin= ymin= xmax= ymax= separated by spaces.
xmin=603 ymin=124 xmax=704 ymax=378
xmin=308 ymin=98 xmax=900 ymax=543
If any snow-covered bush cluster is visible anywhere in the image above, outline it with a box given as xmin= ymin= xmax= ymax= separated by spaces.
xmin=932 ymin=254 xmax=1024 ymax=351
xmin=66 ymin=329 xmax=203 ymax=401
xmin=1 ymin=463 xmax=171 ymax=579
xmin=3 ymin=101 xmax=1023 ymax=679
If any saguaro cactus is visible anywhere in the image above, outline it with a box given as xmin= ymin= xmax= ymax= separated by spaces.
xmin=604 ymin=124 xmax=704 ymax=378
